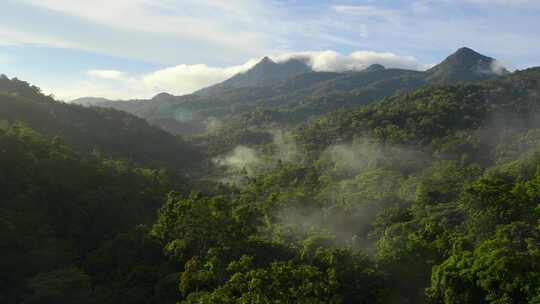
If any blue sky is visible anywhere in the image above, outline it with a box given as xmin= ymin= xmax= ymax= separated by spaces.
xmin=0 ymin=0 xmax=539 ymax=100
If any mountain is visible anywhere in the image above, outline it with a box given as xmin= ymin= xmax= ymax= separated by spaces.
xmin=427 ymin=47 xmax=509 ymax=82
xmin=364 ymin=63 xmax=386 ymax=72
xmin=195 ymin=56 xmax=312 ymax=95
xmin=76 ymin=47 xmax=508 ymax=138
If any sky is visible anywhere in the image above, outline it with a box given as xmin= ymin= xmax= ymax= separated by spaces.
xmin=0 ymin=0 xmax=539 ymax=101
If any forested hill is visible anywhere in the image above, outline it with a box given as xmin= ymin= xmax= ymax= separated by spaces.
xmin=426 ymin=47 xmax=509 ymax=83
xmin=0 ymin=124 xmax=186 ymax=303
xmin=0 ymin=75 xmax=202 ymax=173
xmin=295 ymin=66 xmax=540 ymax=156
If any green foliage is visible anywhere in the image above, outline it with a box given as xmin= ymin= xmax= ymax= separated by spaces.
xmin=22 ymin=268 xmax=93 ymax=304
xmin=0 ymin=124 xmax=180 ymax=303
xmin=5 ymin=65 xmax=540 ymax=303
xmin=296 ymin=68 xmax=540 ymax=158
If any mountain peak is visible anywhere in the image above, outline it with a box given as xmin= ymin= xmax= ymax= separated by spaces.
xmin=246 ymin=56 xmax=279 ymax=74
xmin=454 ymin=47 xmax=481 ymax=56
xmin=257 ymin=56 xmax=276 ymax=66
xmin=281 ymin=58 xmax=311 ymax=70
xmin=152 ymin=92 xmax=176 ymax=101
xmin=196 ymin=56 xmax=312 ymax=94
xmin=364 ymin=64 xmax=386 ymax=72
xmin=442 ymin=47 xmax=493 ymax=64
xmin=427 ymin=47 xmax=508 ymax=82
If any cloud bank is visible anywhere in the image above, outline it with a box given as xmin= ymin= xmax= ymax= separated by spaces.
xmin=141 ymin=59 xmax=260 ymax=95
xmin=273 ymin=50 xmax=424 ymax=72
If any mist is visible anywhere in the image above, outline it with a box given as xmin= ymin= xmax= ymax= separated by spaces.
xmin=212 ymin=128 xmax=302 ymax=177
xmin=267 ymin=138 xmax=429 ymax=253
xmin=213 ymin=145 xmax=262 ymax=176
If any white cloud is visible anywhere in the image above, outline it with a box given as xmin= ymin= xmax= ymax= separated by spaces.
xmin=0 ymin=27 xmax=78 ymax=49
xmin=17 ymin=0 xmax=271 ymax=59
xmin=142 ymin=59 xmax=259 ymax=94
xmin=490 ymin=60 xmax=509 ymax=75
xmin=87 ymin=70 xmax=126 ymax=81
xmin=46 ymin=58 xmax=260 ymax=100
xmin=47 ymin=78 xmax=149 ymax=101
xmin=418 ymin=0 xmax=536 ymax=7
xmin=272 ymin=50 xmax=423 ymax=72
xmin=213 ymin=145 xmax=262 ymax=175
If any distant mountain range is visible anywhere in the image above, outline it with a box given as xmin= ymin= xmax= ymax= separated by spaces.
xmin=72 ymin=47 xmax=508 ymax=136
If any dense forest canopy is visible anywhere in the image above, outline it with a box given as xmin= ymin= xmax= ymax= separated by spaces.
xmin=2 ymin=49 xmax=540 ymax=303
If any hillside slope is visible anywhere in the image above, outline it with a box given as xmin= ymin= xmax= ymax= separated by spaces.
xmin=0 ymin=75 xmax=202 ymax=172
xmin=295 ymin=67 xmax=540 ymax=158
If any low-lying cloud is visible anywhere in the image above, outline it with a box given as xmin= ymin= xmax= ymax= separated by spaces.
xmin=212 ymin=129 xmax=302 ymax=184
xmin=490 ymin=60 xmax=509 ymax=75
xmin=267 ymin=138 xmax=428 ymax=252
xmin=214 ymin=145 xmax=262 ymax=176
xmin=273 ymin=50 xmax=424 ymax=72
xmin=322 ymin=139 xmax=430 ymax=177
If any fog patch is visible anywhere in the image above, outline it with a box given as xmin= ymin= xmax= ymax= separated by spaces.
xmin=322 ymin=138 xmax=429 ymax=177
xmin=213 ymin=145 xmax=262 ymax=176
xmin=213 ymin=129 xmax=302 ymax=179
xmin=490 ymin=60 xmax=508 ymax=76
xmin=204 ymin=116 xmax=223 ymax=133
xmin=269 ymin=129 xmax=302 ymax=163
xmin=272 ymin=50 xmax=423 ymax=72
xmin=268 ymin=139 xmax=425 ymax=254
xmin=469 ymin=110 xmax=540 ymax=164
